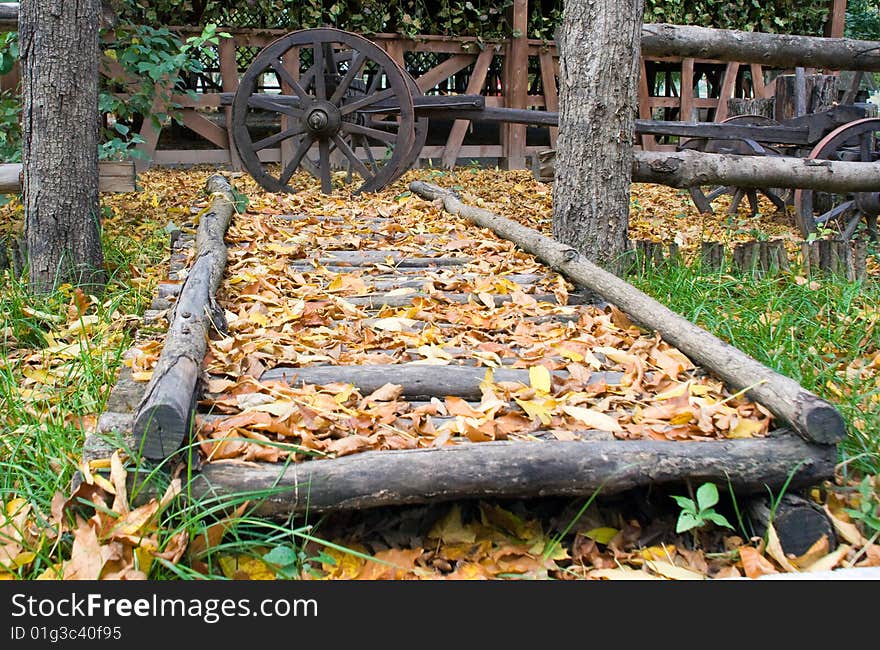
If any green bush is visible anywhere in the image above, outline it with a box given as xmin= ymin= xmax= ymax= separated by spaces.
xmin=117 ymin=0 xmax=832 ymax=38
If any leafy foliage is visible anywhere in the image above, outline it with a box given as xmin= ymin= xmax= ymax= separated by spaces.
xmin=845 ymin=0 xmax=880 ymax=40
xmin=116 ymin=0 xmax=831 ymax=39
xmin=671 ymin=482 xmax=734 ymax=533
xmin=99 ymin=22 xmax=229 ymax=160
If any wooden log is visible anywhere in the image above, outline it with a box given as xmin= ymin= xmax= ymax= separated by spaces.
xmin=165 ymin=434 xmax=837 ymax=515
xmin=641 ymin=23 xmax=880 ymax=73
xmin=290 ymin=251 xmax=471 ymax=268
xmin=747 ymin=494 xmax=837 ymax=558
xmin=132 ymin=175 xmax=236 ymax=460
xmin=0 ymin=3 xmax=16 ymax=31
xmin=409 ymin=181 xmax=846 ymax=445
xmin=0 ymin=161 xmax=137 ymax=194
xmin=727 ymin=98 xmax=775 ymax=119
xmin=631 ymin=149 xmax=880 ymax=194
xmin=538 ymin=148 xmax=880 ymax=193
xmin=774 ymin=73 xmax=839 ymax=122
xmin=732 ymin=240 xmax=789 ymax=275
xmin=700 ymin=241 xmax=725 ymax=272
xmin=801 ymin=239 xmax=867 ymax=280
xmin=259 ymin=364 xmax=621 ymax=401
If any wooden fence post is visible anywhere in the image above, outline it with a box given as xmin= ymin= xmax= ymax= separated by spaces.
xmin=502 ymin=0 xmax=528 ymax=170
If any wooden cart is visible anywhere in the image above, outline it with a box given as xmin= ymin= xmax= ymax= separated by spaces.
xmin=222 ymin=27 xmax=880 ymax=241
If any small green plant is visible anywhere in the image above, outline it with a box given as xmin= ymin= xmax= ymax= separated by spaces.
xmin=845 ymin=476 xmax=880 ymax=536
xmin=672 ymin=482 xmax=734 ymax=534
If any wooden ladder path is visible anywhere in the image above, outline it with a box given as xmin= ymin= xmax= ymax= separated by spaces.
xmin=86 ymin=176 xmax=841 ymax=517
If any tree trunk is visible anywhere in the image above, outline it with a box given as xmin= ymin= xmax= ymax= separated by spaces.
xmin=552 ymin=0 xmax=645 ymax=274
xmin=19 ymin=0 xmax=104 ymax=293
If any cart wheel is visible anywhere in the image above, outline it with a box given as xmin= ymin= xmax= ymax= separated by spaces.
xmin=794 ymin=117 xmax=880 ymax=241
xmin=231 ymin=28 xmax=415 ymax=195
xmin=678 ymin=115 xmax=792 ymax=216
xmin=396 ymin=67 xmax=429 ymax=182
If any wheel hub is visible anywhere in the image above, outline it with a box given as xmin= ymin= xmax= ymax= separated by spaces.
xmin=303 ymin=100 xmax=341 ymax=137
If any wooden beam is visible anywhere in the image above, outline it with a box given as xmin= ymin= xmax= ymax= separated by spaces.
xmin=713 ymin=62 xmax=740 ymax=122
xmin=414 ymin=54 xmax=475 ymax=93
xmin=1 ymin=161 xmax=136 ymax=194
xmin=442 ymin=48 xmax=495 ymax=169
xmin=0 ymin=3 xmax=17 ymax=32
xmin=219 ymin=37 xmax=243 ymax=171
xmin=826 ymin=0 xmax=847 ymax=38
xmin=503 ymin=0 xmax=529 ymax=170
xmin=539 ymin=50 xmax=559 ymax=147
xmin=172 ymin=434 xmax=837 ymax=515
xmin=679 ymin=58 xmax=695 ymax=122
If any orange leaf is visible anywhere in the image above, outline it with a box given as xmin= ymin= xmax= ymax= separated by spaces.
xmin=738 ymin=546 xmax=778 ymax=579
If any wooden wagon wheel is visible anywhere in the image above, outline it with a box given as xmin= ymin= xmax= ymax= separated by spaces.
xmin=231 ymin=28 xmax=416 ymax=195
xmin=678 ymin=115 xmax=791 ymax=216
xmin=793 ymin=117 xmax=880 ymax=241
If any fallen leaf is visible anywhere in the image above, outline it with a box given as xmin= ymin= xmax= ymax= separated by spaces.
xmin=738 ymin=545 xmax=778 ymax=579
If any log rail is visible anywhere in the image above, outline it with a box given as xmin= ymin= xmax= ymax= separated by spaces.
xmin=83 ymin=174 xmax=846 ymax=517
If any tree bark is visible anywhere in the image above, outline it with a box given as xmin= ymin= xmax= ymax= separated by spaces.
xmin=552 ymin=0 xmax=645 ymax=274
xmin=641 ymin=23 xmax=880 ymax=72
xmin=19 ymin=0 xmax=104 ymax=293
xmin=133 ymin=175 xmax=236 ymax=460
xmin=538 ymin=148 xmax=880 ymax=194
xmin=168 ymin=435 xmax=837 ymax=516
xmin=631 ymin=149 xmax=880 ymax=193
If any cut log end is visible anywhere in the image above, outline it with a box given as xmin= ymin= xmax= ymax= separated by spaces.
xmin=801 ymin=399 xmax=848 ymax=445
xmin=132 ymin=404 xmax=190 ymax=460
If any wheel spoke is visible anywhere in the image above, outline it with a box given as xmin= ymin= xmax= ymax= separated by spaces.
xmin=318 ymin=139 xmax=333 ymax=193
xmin=312 ymin=41 xmax=327 ymax=100
xmin=333 ymin=134 xmax=373 ymax=181
xmin=841 ymin=210 xmax=864 ymax=240
xmin=815 ymin=200 xmax=855 ymax=226
xmin=253 ymin=125 xmax=305 ymax=152
xmin=339 ymin=87 xmax=397 ymax=116
xmin=761 ymin=189 xmax=788 ymax=211
xmin=279 ymin=134 xmax=315 ymax=186
xmin=330 ymin=51 xmax=367 ymax=105
xmin=341 ymin=121 xmax=397 ymax=144
xmin=706 ymin=185 xmax=732 ymax=201
xmin=271 ymin=59 xmax=310 ymax=102
xmin=359 ymin=134 xmax=379 ymax=173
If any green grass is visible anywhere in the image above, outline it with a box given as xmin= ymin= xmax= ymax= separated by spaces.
xmin=627 ymin=257 xmax=880 ymax=477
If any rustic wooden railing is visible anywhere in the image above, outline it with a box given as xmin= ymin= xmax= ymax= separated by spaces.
xmin=0 ymin=0 xmax=853 ymax=170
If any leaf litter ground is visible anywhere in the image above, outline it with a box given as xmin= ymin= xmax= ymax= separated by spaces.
xmin=1 ymin=166 xmax=878 ymax=580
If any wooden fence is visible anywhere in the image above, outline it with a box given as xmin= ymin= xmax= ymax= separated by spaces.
xmin=0 ymin=0 xmax=850 ymax=171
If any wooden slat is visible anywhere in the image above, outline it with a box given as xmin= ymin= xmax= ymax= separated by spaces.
xmin=219 ymin=37 xmax=243 ymax=171
xmin=539 ymin=50 xmax=559 ymax=147
xmin=750 ymin=63 xmax=767 ymax=98
xmin=414 ymin=54 xmax=475 ymax=93
xmin=442 ymin=48 xmax=495 ymax=169
xmin=502 ymin=0 xmax=529 ymax=170
xmin=638 ymin=57 xmax=657 ymax=151
xmin=680 ymin=58 xmax=695 ymax=122
xmin=180 ymin=110 xmax=229 ymax=149
xmin=1 ymin=161 xmax=136 ymax=194
xmin=713 ymin=61 xmax=740 ymax=122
